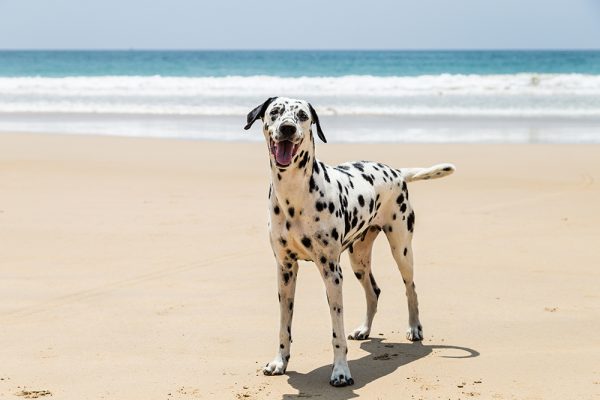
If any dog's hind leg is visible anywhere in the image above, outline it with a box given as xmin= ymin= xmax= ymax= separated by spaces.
xmin=383 ymin=216 xmax=423 ymax=341
xmin=347 ymin=227 xmax=381 ymax=340
xmin=264 ymin=260 xmax=299 ymax=375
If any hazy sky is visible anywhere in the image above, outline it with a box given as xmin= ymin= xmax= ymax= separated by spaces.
xmin=0 ymin=0 xmax=599 ymax=50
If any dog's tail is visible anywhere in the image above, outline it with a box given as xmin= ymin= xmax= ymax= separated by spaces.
xmin=402 ymin=163 xmax=456 ymax=182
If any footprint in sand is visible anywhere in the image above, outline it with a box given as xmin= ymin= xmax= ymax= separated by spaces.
xmin=15 ymin=389 xmax=52 ymax=399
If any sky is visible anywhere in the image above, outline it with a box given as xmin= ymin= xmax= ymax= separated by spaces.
xmin=0 ymin=0 xmax=599 ymax=50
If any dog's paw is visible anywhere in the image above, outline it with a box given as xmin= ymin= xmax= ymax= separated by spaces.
xmin=263 ymin=358 xmax=287 ymax=376
xmin=329 ymin=363 xmax=354 ymax=387
xmin=406 ymin=324 xmax=423 ymax=341
xmin=347 ymin=325 xmax=370 ymax=340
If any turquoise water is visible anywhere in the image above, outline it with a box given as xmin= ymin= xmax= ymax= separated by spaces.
xmin=1 ymin=50 xmax=599 ymax=77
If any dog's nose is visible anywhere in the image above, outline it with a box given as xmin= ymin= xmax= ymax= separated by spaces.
xmin=279 ymin=124 xmax=297 ymax=137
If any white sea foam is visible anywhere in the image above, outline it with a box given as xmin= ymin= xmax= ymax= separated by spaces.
xmin=1 ymin=73 xmax=600 ymax=96
xmin=0 ymin=74 xmax=600 ymax=117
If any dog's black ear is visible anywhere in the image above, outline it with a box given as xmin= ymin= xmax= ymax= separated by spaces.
xmin=308 ymin=103 xmax=327 ymax=143
xmin=244 ymin=97 xmax=277 ymax=130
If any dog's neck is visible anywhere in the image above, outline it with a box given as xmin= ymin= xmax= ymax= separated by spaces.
xmin=269 ymin=135 xmax=316 ymax=209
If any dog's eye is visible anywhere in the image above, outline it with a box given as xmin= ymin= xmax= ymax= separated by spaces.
xmin=269 ymin=108 xmax=280 ymax=116
xmin=297 ymin=110 xmax=309 ymax=121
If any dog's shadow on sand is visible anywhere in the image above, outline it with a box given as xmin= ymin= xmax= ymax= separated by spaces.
xmin=282 ymin=338 xmax=479 ymax=400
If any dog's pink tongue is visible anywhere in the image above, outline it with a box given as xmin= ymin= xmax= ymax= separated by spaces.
xmin=275 ymin=141 xmax=294 ymax=166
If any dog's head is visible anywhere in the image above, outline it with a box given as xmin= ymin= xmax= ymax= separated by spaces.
xmin=244 ymin=97 xmax=326 ymax=168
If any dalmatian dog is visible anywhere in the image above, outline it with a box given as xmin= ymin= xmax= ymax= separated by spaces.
xmin=244 ymin=97 xmax=455 ymax=387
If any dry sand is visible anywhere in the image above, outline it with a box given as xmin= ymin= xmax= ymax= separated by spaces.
xmin=0 ymin=132 xmax=599 ymax=399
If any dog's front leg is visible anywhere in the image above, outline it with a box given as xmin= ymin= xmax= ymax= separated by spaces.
xmin=264 ymin=260 xmax=298 ymax=375
xmin=319 ymin=261 xmax=354 ymax=387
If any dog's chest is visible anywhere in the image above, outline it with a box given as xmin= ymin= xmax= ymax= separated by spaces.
xmin=270 ymin=191 xmax=343 ymax=261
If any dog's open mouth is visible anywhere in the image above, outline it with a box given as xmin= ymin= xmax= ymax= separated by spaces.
xmin=270 ymin=139 xmax=299 ymax=167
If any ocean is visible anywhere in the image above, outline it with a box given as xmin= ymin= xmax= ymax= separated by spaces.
xmin=1 ymin=50 xmax=599 ymax=142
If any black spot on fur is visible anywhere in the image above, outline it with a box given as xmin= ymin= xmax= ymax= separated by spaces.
xmin=396 ymin=194 xmax=404 ymax=204
xmin=369 ymin=199 xmax=374 ymax=213
xmin=407 ymin=211 xmax=415 ymax=232
xmin=400 ymin=203 xmax=407 ymax=213
xmin=320 ymin=256 xmax=327 ymax=264
xmin=331 ymin=228 xmax=339 ymax=240
xmin=286 ymin=221 xmax=291 ymax=230
xmin=328 ymin=202 xmax=335 ymax=213
xmin=358 ymin=195 xmax=365 ymax=207
xmin=321 ymin=163 xmax=330 ymax=182
xmin=361 ymin=174 xmax=374 ymax=185
xmin=329 ymin=262 xmax=335 ymax=272
xmin=369 ymin=272 xmax=381 ymax=298
xmin=336 ymin=168 xmax=354 ymax=178
xmin=301 ymin=236 xmax=312 ymax=248
xmin=298 ymin=151 xmax=310 ymax=169
xmin=354 ymin=272 xmax=362 ymax=280
xmin=274 ymin=205 xmax=280 ymax=215
xmin=309 ymin=176 xmax=317 ymax=193
xmin=316 ymin=201 xmax=324 ymax=211
xmin=404 ymin=247 xmax=408 ymax=256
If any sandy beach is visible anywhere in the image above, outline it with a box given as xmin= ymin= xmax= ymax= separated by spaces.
xmin=1 ymin=132 xmax=599 ymax=399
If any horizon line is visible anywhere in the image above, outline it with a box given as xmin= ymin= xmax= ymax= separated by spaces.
xmin=0 ymin=48 xmax=599 ymax=52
